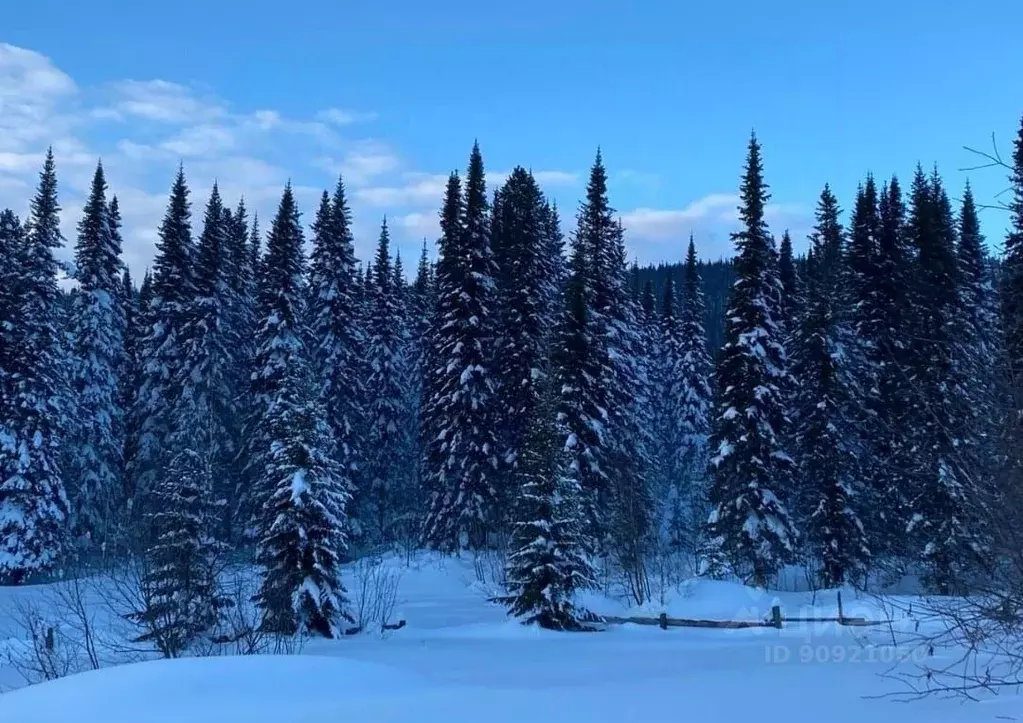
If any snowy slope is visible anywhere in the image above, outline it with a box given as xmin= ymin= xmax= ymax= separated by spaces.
xmin=0 ymin=555 xmax=1019 ymax=722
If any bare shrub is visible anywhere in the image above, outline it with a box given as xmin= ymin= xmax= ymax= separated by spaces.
xmin=648 ymin=546 xmax=694 ymax=607
xmin=3 ymin=575 xmax=116 ymax=685
xmin=471 ymin=544 xmax=508 ymax=592
xmin=206 ymin=567 xmax=270 ymax=656
xmin=349 ymin=556 xmax=403 ymax=634
xmin=3 ymin=598 xmax=81 ymax=684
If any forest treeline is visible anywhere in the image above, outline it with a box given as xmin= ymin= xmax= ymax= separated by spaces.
xmin=1 ymin=115 xmax=1022 ymax=640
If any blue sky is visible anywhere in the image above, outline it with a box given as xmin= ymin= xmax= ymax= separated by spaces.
xmin=3 ymin=0 xmax=1021 ymax=274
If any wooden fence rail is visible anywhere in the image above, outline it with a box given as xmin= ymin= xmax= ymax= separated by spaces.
xmin=597 ymin=593 xmax=890 ymax=630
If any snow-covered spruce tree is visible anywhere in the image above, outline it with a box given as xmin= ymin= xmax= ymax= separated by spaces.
xmin=904 ymin=167 xmax=984 ymax=593
xmin=132 ymin=168 xmax=196 ymax=534
xmin=492 ymin=168 xmax=560 ymax=510
xmin=604 ymin=217 xmax=655 ymax=601
xmin=788 ymin=185 xmax=870 ymax=587
xmin=411 ymin=239 xmax=435 ymax=383
xmin=419 ymin=176 xmax=464 ymax=543
xmin=1002 ymin=116 xmax=1023 ymax=398
xmin=552 ymin=231 xmax=601 ymax=557
xmin=0 ymin=210 xmax=24 ymax=406
xmin=216 ymin=198 xmax=258 ymax=537
xmin=502 ymin=363 xmax=596 ymax=630
xmin=778 ymin=229 xmax=799 ymax=327
xmin=175 ymin=184 xmax=237 ymax=542
xmin=303 ymin=181 xmax=361 ymax=543
xmin=361 ymin=219 xmax=416 ymax=545
xmin=844 ymin=176 xmax=887 ymax=556
xmin=403 ymin=240 xmax=434 ymax=533
xmin=422 ymin=144 xmax=501 ymax=551
xmin=0 ymin=150 xmax=70 ymax=582
xmin=410 ymin=241 xmax=434 ymax=405
xmin=132 ymin=403 xmax=227 ymax=657
xmin=704 ymin=133 xmax=798 ymax=587
xmin=251 ymin=184 xmax=352 ymax=638
xmin=859 ymin=176 xmax=917 ymax=563
xmin=654 ymin=273 xmax=684 ymax=547
xmin=559 ymin=152 xmax=628 ymax=552
xmin=542 ymin=201 xmax=567 ymax=310
xmin=674 ymin=238 xmax=714 ymax=554
xmin=68 ymin=162 xmax=126 ymax=552
xmin=951 ymin=183 xmax=999 ymax=538
xmin=123 ymin=270 xmax=152 ymax=511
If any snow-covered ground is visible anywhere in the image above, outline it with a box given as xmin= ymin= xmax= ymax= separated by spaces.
xmin=0 ymin=555 xmax=1019 ymax=722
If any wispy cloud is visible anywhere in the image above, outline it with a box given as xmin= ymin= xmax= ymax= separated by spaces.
xmin=0 ymin=42 xmax=802 ymax=277
xmin=316 ymin=108 xmax=378 ymax=126
xmin=620 ymin=194 xmax=811 ymax=262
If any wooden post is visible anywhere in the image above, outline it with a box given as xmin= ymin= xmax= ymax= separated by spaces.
xmin=658 ymin=612 xmax=668 ymax=630
xmin=771 ymin=605 xmax=783 ymax=629
xmin=837 ymin=590 xmax=844 ymax=624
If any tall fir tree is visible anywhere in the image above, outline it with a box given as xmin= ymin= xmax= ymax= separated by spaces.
xmin=303 ymin=180 xmax=361 ymax=543
xmin=0 ymin=150 xmax=70 ymax=581
xmin=542 ymin=201 xmax=567 ymax=316
xmin=251 ymin=184 xmax=352 ymax=637
xmin=673 ymin=237 xmax=714 ymax=553
xmin=422 ymin=144 xmax=501 ymax=551
xmin=1002 ymin=116 xmax=1023 ymax=392
xmin=68 ymin=162 xmax=126 ymax=551
xmin=120 ymin=268 xmax=140 ymax=506
xmin=132 ymin=168 xmax=196 ymax=530
xmin=217 ymin=198 xmax=258 ymax=536
xmin=502 ymin=364 xmax=595 ymax=630
xmin=132 ymin=401 xmax=226 ymax=656
xmin=788 ymin=185 xmax=870 ymax=587
xmin=175 ymin=184 xmax=236 ymax=542
xmin=559 ymin=151 xmax=623 ymax=551
xmin=492 ymin=168 xmax=559 ymax=506
xmin=419 ymin=173 xmax=463 ymax=539
xmin=0 ymin=210 xmax=23 ymax=394
xmin=361 ymin=219 xmax=415 ymax=544
xmin=778 ymin=229 xmax=798 ymax=324
xmin=904 ymin=167 xmax=982 ymax=592
xmin=953 ymin=182 xmax=999 ymax=549
xmin=705 ymin=133 xmax=797 ymax=586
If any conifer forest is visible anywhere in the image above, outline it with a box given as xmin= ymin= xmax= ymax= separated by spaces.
xmin=4 ymin=111 xmax=1023 ymax=647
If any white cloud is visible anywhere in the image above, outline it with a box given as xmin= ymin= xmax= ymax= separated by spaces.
xmin=356 ymin=172 xmax=449 ymax=207
xmin=0 ymin=42 xmax=794 ymax=278
xmin=105 ymin=79 xmax=225 ymax=123
xmin=0 ymin=43 xmax=76 ymax=101
xmin=531 ymin=170 xmax=580 ymax=186
xmin=315 ymin=140 xmax=402 ymax=185
xmin=160 ymin=124 xmax=238 ymax=157
xmin=486 ymin=169 xmax=581 ymax=189
xmin=395 ymin=211 xmax=439 ymax=242
xmin=620 ymin=194 xmax=811 ymax=263
xmin=0 ymin=44 xmax=79 ymax=157
xmin=316 ymin=108 xmax=378 ymax=126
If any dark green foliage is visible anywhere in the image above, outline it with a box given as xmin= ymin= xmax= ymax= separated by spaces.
xmin=250 ymin=184 xmax=352 ymax=637
xmin=705 ymin=133 xmax=797 ymax=586
xmin=422 ymin=144 xmax=501 ymax=551
xmin=502 ymin=369 xmax=595 ymax=630
xmin=68 ymin=162 xmax=126 ymax=550
xmin=788 ymin=185 xmax=870 ymax=587
xmin=304 ymin=180 xmax=361 ymax=543
xmin=133 ymin=168 xmax=197 ymax=525
xmin=491 ymin=168 xmax=561 ymax=515
xmin=0 ymin=149 xmax=70 ymax=581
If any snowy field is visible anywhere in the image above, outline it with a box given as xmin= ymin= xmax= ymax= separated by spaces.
xmin=0 ymin=555 xmax=1019 ymax=723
